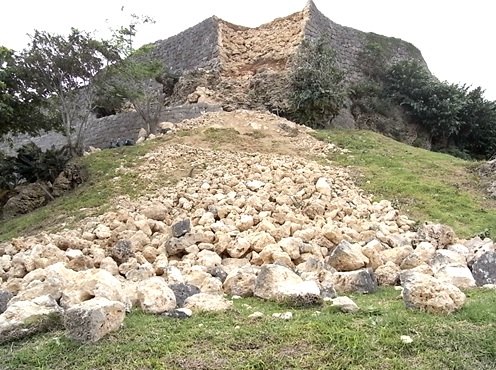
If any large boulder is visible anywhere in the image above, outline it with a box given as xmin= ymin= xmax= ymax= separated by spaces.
xmin=0 ymin=295 xmax=63 ymax=344
xmin=326 ymin=241 xmax=369 ymax=272
xmin=471 ymin=251 xmax=496 ymax=286
xmin=400 ymin=271 xmax=466 ymax=314
xmin=136 ymin=277 xmax=176 ymax=314
xmin=64 ymin=297 xmax=126 ymax=342
xmin=332 ymin=269 xmax=378 ymax=294
xmin=2 ymin=183 xmax=48 ymax=219
xmin=253 ymin=264 xmax=303 ymax=300
xmin=184 ymin=293 xmax=233 ymax=312
xmin=416 ymin=222 xmax=455 ymax=249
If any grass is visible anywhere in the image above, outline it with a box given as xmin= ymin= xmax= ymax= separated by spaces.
xmin=0 ymin=137 xmax=178 ymax=241
xmin=313 ymin=129 xmax=496 ymax=238
xmin=1 ymin=287 xmax=495 ymax=370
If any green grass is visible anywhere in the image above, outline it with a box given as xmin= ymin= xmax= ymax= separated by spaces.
xmin=0 ymin=137 xmax=178 ymax=241
xmin=313 ymin=129 xmax=496 ymax=238
xmin=1 ymin=288 xmax=495 ymax=370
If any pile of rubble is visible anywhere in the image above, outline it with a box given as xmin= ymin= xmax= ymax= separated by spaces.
xmin=1 ymin=112 xmax=495 ymax=343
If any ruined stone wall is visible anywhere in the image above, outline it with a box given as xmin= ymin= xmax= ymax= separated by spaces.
xmin=218 ymin=11 xmax=305 ymax=77
xmin=303 ymin=1 xmax=427 ymax=84
xmin=148 ymin=17 xmax=221 ymax=74
xmin=0 ymin=104 xmax=222 ymax=155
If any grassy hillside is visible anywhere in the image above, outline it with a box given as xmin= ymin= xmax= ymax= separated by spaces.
xmin=1 ymin=288 xmax=495 ymax=370
xmin=313 ymin=129 xmax=496 ymax=238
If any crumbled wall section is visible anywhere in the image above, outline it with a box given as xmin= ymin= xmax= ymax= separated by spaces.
xmin=218 ymin=11 xmax=305 ymax=77
xmin=148 ymin=17 xmax=222 ymax=73
xmin=303 ymin=1 xmax=427 ymax=83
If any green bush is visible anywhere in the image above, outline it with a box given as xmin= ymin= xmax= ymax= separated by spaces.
xmin=0 ymin=143 xmax=71 ymax=189
xmin=287 ymin=38 xmax=347 ymax=128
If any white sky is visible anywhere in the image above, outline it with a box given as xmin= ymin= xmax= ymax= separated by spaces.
xmin=1 ymin=0 xmax=494 ymax=100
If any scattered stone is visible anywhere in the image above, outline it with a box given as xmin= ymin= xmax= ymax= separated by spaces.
xmin=329 ymin=296 xmax=360 ymax=313
xmin=163 ymin=308 xmax=193 ymax=318
xmin=375 ymin=261 xmax=400 ymax=286
xmin=109 ymin=240 xmax=134 ymax=264
xmin=171 ymin=218 xmax=192 ymax=238
xmin=400 ymin=335 xmax=413 ymax=344
xmin=327 ymin=240 xmax=369 ymax=272
xmin=332 ymin=268 xmax=378 ymax=294
xmin=169 ymin=283 xmax=201 ymax=307
xmin=272 ymin=312 xmax=293 ymax=320
xmin=417 ymin=222 xmax=455 ymax=249
xmin=471 ymin=251 xmax=496 ymax=286
xmin=64 ymin=298 xmax=126 ymax=342
xmin=248 ymin=311 xmax=264 ymax=319
xmin=184 ymin=293 xmax=233 ymax=312
xmin=400 ymin=271 xmax=466 ymax=314
xmin=137 ymin=277 xmax=177 ymax=314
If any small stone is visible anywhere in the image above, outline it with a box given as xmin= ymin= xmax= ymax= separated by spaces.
xmin=171 ymin=219 xmax=191 ymax=238
xmin=400 ymin=335 xmax=413 ymax=344
xmin=272 ymin=312 xmax=293 ymax=320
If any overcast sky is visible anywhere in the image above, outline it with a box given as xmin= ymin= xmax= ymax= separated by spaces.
xmin=1 ymin=0 xmax=494 ymax=100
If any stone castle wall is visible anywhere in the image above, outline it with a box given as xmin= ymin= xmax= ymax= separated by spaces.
xmin=303 ymin=1 xmax=426 ymax=84
xmin=0 ymin=104 xmax=222 ymax=155
xmin=148 ymin=17 xmax=222 ymax=74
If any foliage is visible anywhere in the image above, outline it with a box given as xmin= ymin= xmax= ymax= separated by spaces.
xmin=100 ymin=14 xmax=177 ymax=134
xmin=0 ymin=143 xmax=71 ymax=190
xmin=17 ymin=28 xmax=120 ymax=155
xmin=287 ymin=38 xmax=347 ymax=128
xmin=0 ymin=46 xmax=60 ymax=139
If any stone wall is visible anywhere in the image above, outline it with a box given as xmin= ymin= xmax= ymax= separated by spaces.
xmin=303 ymin=1 xmax=427 ymax=84
xmin=0 ymin=104 xmax=222 ymax=155
xmin=148 ymin=17 xmax=221 ymax=74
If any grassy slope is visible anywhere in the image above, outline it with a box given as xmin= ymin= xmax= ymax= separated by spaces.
xmin=1 ymin=288 xmax=496 ymax=370
xmin=313 ymin=129 xmax=496 ymax=238
xmin=2 ymin=128 xmax=496 ymax=368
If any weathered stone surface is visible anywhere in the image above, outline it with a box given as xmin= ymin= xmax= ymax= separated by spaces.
xmin=253 ymin=264 xmax=303 ymax=300
xmin=327 ymin=241 xmax=368 ymax=272
xmin=417 ymin=222 xmax=455 ymax=249
xmin=172 ymin=219 xmax=192 ymax=238
xmin=184 ymin=293 xmax=233 ymax=312
xmin=0 ymin=295 xmax=63 ymax=344
xmin=375 ymin=261 xmax=400 ymax=286
xmin=434 ymin=265 xmax=476 ymax=290
xmin=332 ymin=269 xmax=378 ymax=294
xmin=329 ymin=296 xmax=360 ymax=312
xmin=109 ymin=240 xmax=134 ymax=264
xmin=64 ymin=297 xmax=126 ymax=342
xmin=137 ymin=277 xmax=177 ymax=314
xmin=380 ymin=245 xmax=414 ymax=266
xmin=471 ymin=252 xmax=496 ymax=286
xmin=142 ymin=204 xmax=169 ymax=221
xmin=400 ymin=271 xmax=466 ymax=314
xmin=169 ymin=283 xmax=201 ymax=307
xmin=223 ymin=269 xmax=257 ymax=297
xmin=0 ymin=290 xmax=13 ymax=314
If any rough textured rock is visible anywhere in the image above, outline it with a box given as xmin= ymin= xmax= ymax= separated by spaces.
xmin=184 ymin=293 xmax=233 ymax=312
xmin=0 ymin=295 xmax=63 ymax=344
xmin=253 ymin=264 xmax=303 ymax=300
xmin=0 ymin=290 xmax=14 ymax=314
xmin=326 ymin=241 xmax=369 ymax=272
xmin=109 ymin=240 xmax=134 ymax=264
xmin=434 ymin=265 xmax=476 ymax=290
xmin=64 ymin=297 xmax=126 ymax=342
xmin=332 ymin=269 xmax=378 ymax=294
xmin=137 ymin=277 xmax=177 ymax=314
xmin=400 ymin=271 xmax=466 ymax=314
xmin=329 ymin=296 xmax=360 ymax=313
xmin=417 ymin=223 xmax=455 ymax=249
xmin=471 ymin=252 xmax=496 ymax=286
xmin=2 ymin=183 xmax=48 ymax=219
xmin=375 ymin=261 xmax=400 ymax=286
xmin=223 ymin=268 xmax=257 ymax=297
xmin=169 ymin=283 xmax=201 ymax=307
xmin=171 ymin=218 xmax=192 ymax=238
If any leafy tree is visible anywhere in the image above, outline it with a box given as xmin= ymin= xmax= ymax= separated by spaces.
xmin=100 ymin=14 xmax=177 ymax=134
xmin=0 ymin=46 xmax=60 ymax=139
xmin=18 ymin=29 xmax=120 ymax=155
xmin=288 ymin=38 xmax=346 ymax=128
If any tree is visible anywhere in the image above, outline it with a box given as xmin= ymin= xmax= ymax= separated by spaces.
xmin=287 ymin=38 xmax=346 ymax=128
xmin=18 ymin=29 xmax=120 ymax=155
xmin=0 ymin=46 xmax=59 ymax=139
xmin=100 ymin=14 xmax=177 ymax=134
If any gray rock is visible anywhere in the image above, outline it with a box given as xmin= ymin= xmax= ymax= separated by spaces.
xmin=171 ymin=218 xmax=191 ymax=238
xmin=332 ymin=268 xmax=378 ymax=294
xmin=169 ymin=283 xmax=201 ymax=308
xmin=208 ymin=266 xmax=228 ymax=283
xmin=109 ymin=240 xmax=134 ymax=264
xmin=165 ymin=237 xmax=188 ymax=256
xmin=0 ymin=290 xmax=13 ymax=314
xmin=471 ymin=252 xmax=496 ymax=286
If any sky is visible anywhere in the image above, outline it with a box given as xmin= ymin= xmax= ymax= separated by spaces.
xmin=1 ymin=0 xmax=494 ymax=100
